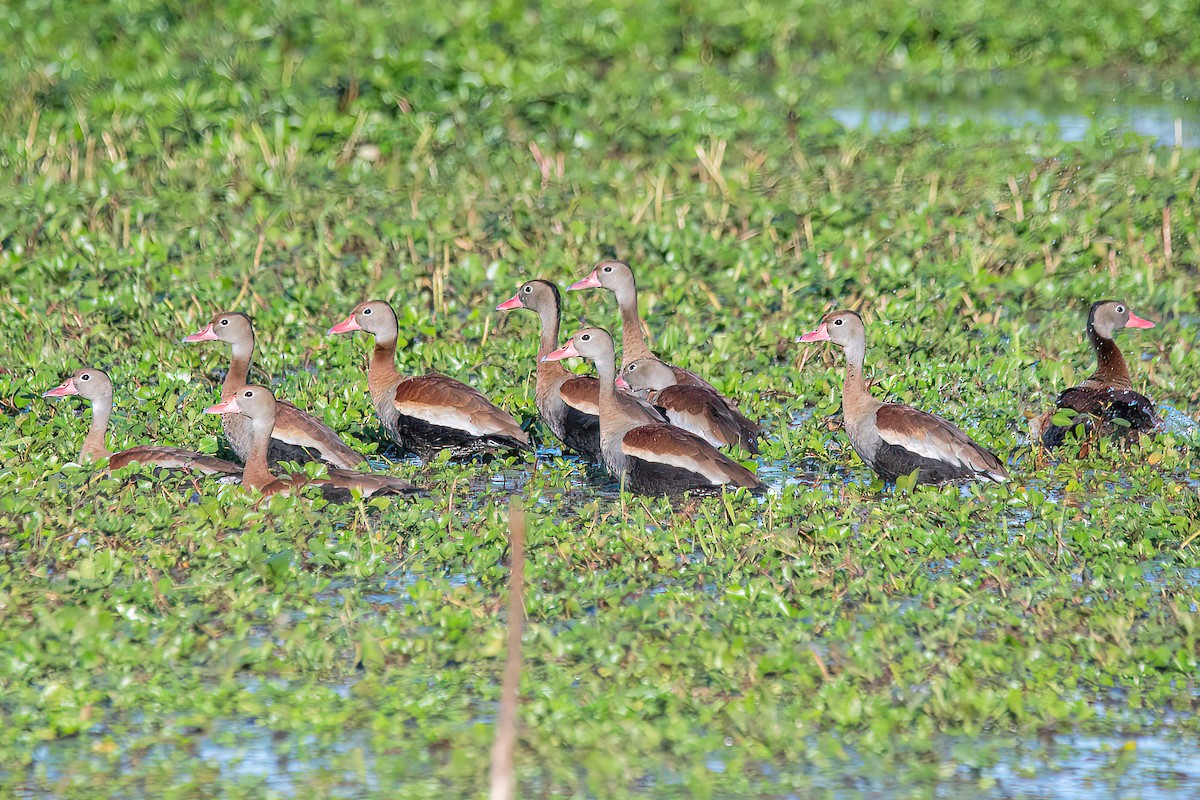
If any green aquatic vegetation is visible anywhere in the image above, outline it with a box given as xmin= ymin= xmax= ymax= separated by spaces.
xmin=2 ymin=0 xmax=1200 ymax=797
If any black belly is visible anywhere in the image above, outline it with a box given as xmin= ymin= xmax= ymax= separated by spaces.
xmin=267 ymin=438 xmax=323 ymax=467
xmin=871 ymin=441 xmax=976 ymax=485
xmin=558 ymin=407 xmax=602 ymax=461
xmin=388 ymin=414 xmax=527 ymax=460
xmin=1041 ymin=387 xmax=1158 ymax=448
xmin=624 ymin=456 xmax=743 ymax=496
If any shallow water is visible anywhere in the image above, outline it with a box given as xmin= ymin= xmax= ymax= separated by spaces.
xmin=14 ymin=718 xmax=1200 ymax=799
xmin=830 ymin=79 xmax=1199 ymax=147
xmin=1158 ymin=405 xmax=1200 ymax=440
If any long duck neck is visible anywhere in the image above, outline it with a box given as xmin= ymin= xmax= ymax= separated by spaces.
xmin=1086 ymin=324 xmax=1132 ymax=389
xmin=83 ymin=392 xmax=113 ymax=462
xmin=595 ymin=346 xmax=632 ymax=439
xmin=244 ymin=411 xmax=277 ymax=490
xmin=839 ymin=336 xmax=876 ymax=423
xmin=224 ymin=337 xmax=254 ymax=395
xmin=368 ymin=330 xmax=402 ymax=405
xmin=535 ymin=302 xmax=570 ymax=384
xmin=614 ymin=283 xmax=653 ymax=369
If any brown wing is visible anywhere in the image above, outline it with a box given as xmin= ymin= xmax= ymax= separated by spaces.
xmin=620 ymin=424 xmax=762 ymax=489
xmin=655 ymin=385 xmax=759 ymax=452
xmin=665 ymin=365 xmax=759 ymax=432
xmin=1052 ymin=384 xmax=1158 ymax=436
xmin=561 ymin=376 xmax=662 ymax=424
xmin=258 ymin=469 xmax=419 ymax=501
xmin=394 ymin=374 xmax=529 ymax=444
xmin=559 ymin=376 xmax=600 ymax=417
xmin=109 ymin=446 xmax=243 ymax=476
xmin=271 ymin=401 xmax=366 ymax=469
xmin=326 ymin=468 xmax=421 ymax=497
xmin=875 ymin=404 xmax=1006 ymax=480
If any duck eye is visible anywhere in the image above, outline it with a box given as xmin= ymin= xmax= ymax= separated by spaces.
xmin=80 ymin=373 xmax=91 ymax=381
xmin=244 ymin=390 xmax=254 ymax=398
xmin=523 ymin=285 xmax=532 ymax=293
xmin=1116 ymin=305 xmax=1125 ymax=314
xmin=834 ymin=318 xmax=844 ymax=326
xmin=581 ymin=334 xmax=591 ymax=342
xmin=219 ymin=318 xmax=229 ymax=326
xmin=363 ymin=308 xmax=372 ymax=315
xmin=602 ymin=266 xmax=613 ymax=273
xmin=628 ymin=364 xmax=637 ymax=371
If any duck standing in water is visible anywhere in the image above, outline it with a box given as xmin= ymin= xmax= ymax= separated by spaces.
xmin=543 ymin=327 xmax=763 ymax=495
xmin=329 ymin=300 xmax=530 ymax=459
xmin=567 ymin=260 xmax=758 ymax=430
xmin=799 ymin=310 xmax=1007 ymax=485
xmin=1037 ymin=300 xmax=1159 ymax=449
xmin=497 ymin=279 xmax=663 ymax=460
xmin=618 ymin=357 xmax=760 ymax=453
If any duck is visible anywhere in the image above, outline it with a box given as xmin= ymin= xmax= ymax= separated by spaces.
xmin=567 ymin=259 xmax=719 ymax=389
xmin=328 ymin=300 xmax=530 ymax=459
xmin=184 ymin=311 xmax=366 ymax=469
xmin=567 ymin=259 xmax=758 ymax=419
xmin=618 ymin=357 xmax=760 ymax=453
xmin=43 ymin=367 xmax=241 ymax=476
xmin=497 ymin=279 xmax=663 ymax=460
xmin=543 ymin=327 xmax=763 ymax=495
xmin=798 ymin=310 xmax=1007 ymax=485
xmin=1038 ymin=300 xmax=1159 ymax=448
xmin=205 ymin=386 xmax=418 ymax=500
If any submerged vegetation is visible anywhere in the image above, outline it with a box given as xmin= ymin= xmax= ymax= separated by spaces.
xmin=2 ymin=0 xmax=1199 ymax=797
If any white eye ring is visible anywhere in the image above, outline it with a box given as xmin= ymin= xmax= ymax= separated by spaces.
xmin=80 ymin=374 xmax=91 ymax=381
xmin=220 ymin=318 xmax=229 ymax=326
xmin=834 ymin=319 xmax=844 ymax=326
xmin=363 ymin=308 xmax=373 ymax=315
xmin=1116 ymin=305 xmax=1125 ymax=314
xmin=523 ymin=285 xmax=532 ymax=293
xmin=244 ymin=390 xmax=254 ymax=398
xmin=602 ymin=266 xmax=612 ymax=273
xmin=581 ymin=334 xmax=591 ymax=342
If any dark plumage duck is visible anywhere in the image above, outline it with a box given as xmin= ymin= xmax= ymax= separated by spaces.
xmin=184 ymin=311 xmax=366 ymax=469
xmin=43 ymin=368 xmax=241 ymax=476
xmin=799 ymin=311 xmax=1007 ymax=485
xmin=1039 ymin=300 xmax=1159 ymax=448
xmin=543 ymin=327 xmax=763 ymax=495
xmin=328 ymin=300 xmax=530 ymax=459
xmin=497 ymin=279 xmax=663 ymax=460
xmin=618 ymin=357 xmax=760 ymax=453
xmin=205 ymin=386 xmax=418 ymax=501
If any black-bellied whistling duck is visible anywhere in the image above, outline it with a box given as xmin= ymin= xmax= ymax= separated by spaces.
xmin=205 ymin=386 xmax=418 ymax=501
xmin=497 ymin=279 xmax=663 ymax=460
xmin=184 ymin=311 xmax=366 ymax=469
xmin=567 ymin=259 xmax=718 ymax=390
xmin=1039 ymin=300 xmax=1159 ymax=448
xmin=567 ymin=259 xmax=758 ymax=418
xmin=328 ymin=300 xmax=530 ymax=459
xmin=43 ymin=368 xmax=241 ymax=476
xmin=543 ymin=327 xmax=763 ymax=495
xmin=618 ymin=358 xmax=761 ymax=454
xmin=799 ymin=311 xmax=1007 ymax=485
